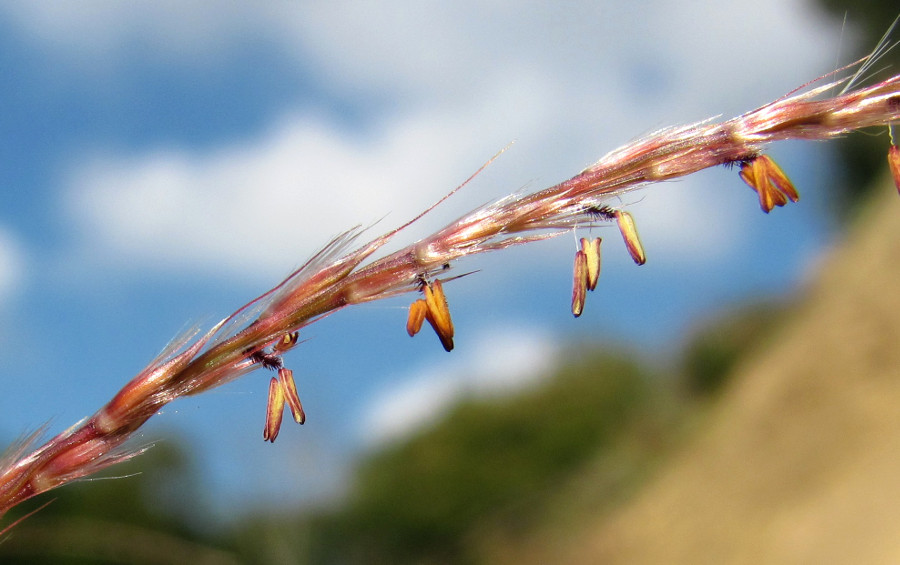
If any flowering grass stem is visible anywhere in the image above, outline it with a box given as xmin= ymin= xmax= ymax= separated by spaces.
xmin=2 ymin=55 xmax=900 ymax=522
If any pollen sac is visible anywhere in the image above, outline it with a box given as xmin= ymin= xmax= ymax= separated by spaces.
xmin=279 ymin=368 xmax=306 ymax=425
xmin=272 ymin=331 xmax=300 ymax=353
xmin=263 ymin=376 xmax=286 ymax=443
xmin=407 ymin=299 xmax=428 ymax=337
xmin=614 ymin=210 xmax=646 ymax=266
xmin=580 ymin=237 xmax=602 ymax=291
xmin=739 ymin=155 xmax=799 ymax=213
xmin=423 ymin=279 xmax=455 ymax=352
xmin=888 ymin=145 xmax=900 ymax=195
xmin=571 ymin=250 xmax=588 ymax=317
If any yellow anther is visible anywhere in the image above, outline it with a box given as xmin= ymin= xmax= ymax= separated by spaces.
xmin=614 ymin=210 xmax=646 ymax=266
xmin=272 ymin=331 xmax=300 ymax=353
xmin=580 ymin=237 xmax=602 ymax=291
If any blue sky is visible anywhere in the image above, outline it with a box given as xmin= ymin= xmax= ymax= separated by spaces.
xmin=0 ymin=1 xmax=855 ymax=519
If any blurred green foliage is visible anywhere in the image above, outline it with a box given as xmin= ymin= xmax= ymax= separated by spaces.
xmin=339 ymin=351 xmax=652 ymax=563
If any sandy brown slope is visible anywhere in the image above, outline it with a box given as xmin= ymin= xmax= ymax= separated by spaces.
xmin=564 ymin=179 xmax=900 ymax=564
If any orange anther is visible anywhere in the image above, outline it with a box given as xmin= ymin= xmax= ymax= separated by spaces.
xmin=407 ymin=299 xmax=428 ymax=337
xmin=263 ymin=376 xmax=285 ymax=443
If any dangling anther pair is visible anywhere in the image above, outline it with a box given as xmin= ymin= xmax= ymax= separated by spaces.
xmin=261 ymin=331 xmax=306 ymax=442
xmin=573 ymin=207 xmax=645 ymax=317
xmin=407 ymin=278 xmax=455 ymax=352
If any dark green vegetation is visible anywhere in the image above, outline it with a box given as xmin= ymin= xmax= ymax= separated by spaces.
xmin=337 ymin=351 xmax=659 ymax=563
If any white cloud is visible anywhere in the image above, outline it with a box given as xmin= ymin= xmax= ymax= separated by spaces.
xmin=66 ymin=110 xmax=508 ymax=283
xmin=56 ymin=0 xmax=843 ymax=283
xmin=3 ymin=1 xmax=842 ymax=99
xmin=359 ymin=324 xmax=559 ymax=446
xmin=0 ymin=2 xmax=281 ymax=66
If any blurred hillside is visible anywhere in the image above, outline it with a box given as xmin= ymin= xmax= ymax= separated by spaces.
xmin=551 ymin=175 xmax=900 ymax=564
